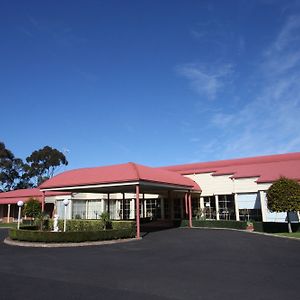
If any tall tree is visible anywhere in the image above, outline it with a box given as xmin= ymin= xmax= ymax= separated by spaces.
xmin=0 ymin=142 xmax=25 ymax=191
xmin=267 ymin=177 xmax=300 ymax=233
xmin=25 ymin=146 xmax=68 ymax=186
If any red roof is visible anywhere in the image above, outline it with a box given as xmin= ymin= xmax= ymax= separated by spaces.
xmin=0 ymin=188 xmax=70 ymax=204
xmin=40 ymin=162 xmax=200 ymax=191
xmin=161 ymin=152 xmax=300 ymax=183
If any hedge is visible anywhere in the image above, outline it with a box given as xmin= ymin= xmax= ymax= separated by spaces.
xmin=181 ymin=219 xmax=300 ymax=233
xmin=252 ymin=221 xmax=300 ymax=233
xmin=48 ymin=219 xmax=135 ymax=232
xmin=181 ymin=219 xmax=248 ymax=230
xmin=9 ymin=228 xmax=136 ymax=243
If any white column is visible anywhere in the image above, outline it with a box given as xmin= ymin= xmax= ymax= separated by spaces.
xmin=130 ymin=199 xmax=135 ymax=219
xmin=116 ymin=200 xmax=121 ymax=220
xmin=234 ymin=194 xmax=240 ymax=221
xmin=259 ymin=191 xmax=268 ymax=222
xmin=68 ymin=199 xmax=72 ymax=219
xmin=160 ymin=198 xmax=165 ymax=220
xmin=200 ymin=197 xmax=205 ymax=209
xmin=85 ymin=201 xmax=89 ymax=219
xmin=7 ymin=204 xmax=11 ymax=223
xmin=215 ymin=195 xmax=220 ymax=220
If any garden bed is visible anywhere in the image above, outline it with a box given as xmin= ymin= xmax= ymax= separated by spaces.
xmin=9 ymin=227 xmax=136 ymax=243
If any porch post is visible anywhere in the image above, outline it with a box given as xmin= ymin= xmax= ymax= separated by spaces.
xmin=42 ymin=191 xmax=45 ymax=212
xmin=7 ymin=204 xmax=11 ymax=223
xmin=185 ymin=193 xmax=188 ymax=215
xmin=136 ymin=185 xmax=140 ymax=239
xmin=188 ymin=192 xmax=192 ymax=228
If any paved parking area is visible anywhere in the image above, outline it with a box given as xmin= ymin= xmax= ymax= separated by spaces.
xmin=1 ymin=228 xmax=300 ymax=300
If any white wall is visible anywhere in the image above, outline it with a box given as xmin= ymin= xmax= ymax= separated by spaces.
xmin=186 ymin=173 xmax=234 ymax=196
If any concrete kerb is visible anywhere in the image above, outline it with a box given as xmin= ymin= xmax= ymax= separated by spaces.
xmin=3 ymin=237 xmax=141 ymax=248
xmin=182 ymin=226 xmax=300 ymax=241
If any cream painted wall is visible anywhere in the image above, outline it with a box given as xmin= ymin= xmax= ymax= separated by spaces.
xmin=185 ymin=173 xmax=234 ymax=196
xmin=233 ymin=178 xmax=260 ymax=193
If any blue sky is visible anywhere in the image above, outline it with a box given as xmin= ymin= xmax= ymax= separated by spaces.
xmin=1 ymin=0 xmax=300 ymax=171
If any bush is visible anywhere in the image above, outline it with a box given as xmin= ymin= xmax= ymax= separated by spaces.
xmin=19 ymin=225 xmax=39 ymax=230
xmin=181 ymin=219 xmax=248 ymax=230
xmin=253 ymin=222 xmax=300 ymax=233
xmin=9 ymin=228 xmax=136 ymax=243
xmin=100 ymin=212 xmax=112 ymax=229
xmin=48 ymin=219 xmax=135 ymax=232
xmin=112 ymin=221 xmax=136 ymax=231
xmin=181 ymin=219 xmax=300 ymax=233
xmin=23 ymin=198 xmax=41 ymax=219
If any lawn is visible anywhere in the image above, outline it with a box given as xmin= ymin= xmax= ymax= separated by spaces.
xmin=276 ymin=232 xmax=300 ymax=239
xmin=0 ymin=222 xmax=17 ymax=228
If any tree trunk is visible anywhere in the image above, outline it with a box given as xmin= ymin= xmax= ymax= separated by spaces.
xmin=287 ymin=211 xmax=292 ymax=233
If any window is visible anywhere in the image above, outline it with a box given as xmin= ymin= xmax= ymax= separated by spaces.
xmin=146 ymin=199 xmax=161 ymax=219
xmin=72 ymin=200 xmax=86 ymax=219
xmin=203 ymin=196 xmax=216 ymax=219
xmin=87 ymin=200 xmax=102 ymax=219
xmin=218 ymin=194 xmax=236 ymax=220
xmin=192 ymin=197 xmax=200 ymax=217
xmin=120 ymin=199 xmax=131 ymax=220
xmin=239 ymin=209 xmax=262 ymax=221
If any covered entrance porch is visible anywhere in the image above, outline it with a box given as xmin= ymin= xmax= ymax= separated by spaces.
xmin=40 ymin=162 xmax=201 ymax=238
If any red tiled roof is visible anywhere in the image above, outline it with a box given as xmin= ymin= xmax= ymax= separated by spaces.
xmin=39 ymin=162 xmax=200 ymax=191
xmin=161 ymin=152 xmax=300 ymax=183
xmin=0 ymin=188 xmax=70 ymax=204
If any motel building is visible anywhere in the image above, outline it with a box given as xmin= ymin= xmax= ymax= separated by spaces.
xmin=1 ymin=152 xmax=300 ymax=236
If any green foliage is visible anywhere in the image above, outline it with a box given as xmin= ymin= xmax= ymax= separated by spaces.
xmin=111 ymin=221 xmax=136 ymax=231
xmin=23 ymin=198 xmax=41 ymax=218
xmin=266 ymin=177 xmax=300 ymax=212
xmin=48 ymin=219 xmax=135 ymax=232
xmin=34 ymin=212 xmax=50 ymax=231
xmin=0 ymin=142 xmax=68 ymax=190
xmin=181 ymin=219 xmax=248 ymax=229
xmin=0 ymin=142 xmax=29 ymax=191
xmin=9 ymin=228 xmax=136 ymax=243
xmin=100 ymin=212 xmax=112 ymax=229
xmin=25 ymin=146 xmax=68 ymax=186
xmin=180 ymin=219 xmax=300 ymax=233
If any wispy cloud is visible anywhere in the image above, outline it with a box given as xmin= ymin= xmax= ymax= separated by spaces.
xmin=176 ymin=63 xmax=233 ymax=100
xmin=19 ymin=15 xmax=87 ymax=47
xmin=207 ymin=14 xmax=300 ymax=158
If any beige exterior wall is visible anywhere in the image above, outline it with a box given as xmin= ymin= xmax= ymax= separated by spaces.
xmin=233 ymin=178 xmax=260 ymax=193
xmin=185 ymin=173 xmax=234 ymax=196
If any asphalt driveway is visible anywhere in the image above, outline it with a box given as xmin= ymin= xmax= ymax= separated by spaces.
xmin=0 ymin=228 xmax=299 ymax=300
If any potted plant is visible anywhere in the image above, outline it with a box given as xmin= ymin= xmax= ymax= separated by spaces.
xmin=246 ymin=221 xmax=254 ymax=232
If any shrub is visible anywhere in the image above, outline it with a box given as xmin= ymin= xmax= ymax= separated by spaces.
xmin=9 ymin=228 xmax=136 ymax=243
xmin=181 ymin=219 xmax=300 ymax=233
xmin=100 ymin=212 xmax=112 ymax=229
xmin=112 ymin=221 xmax=136 ymax=231
xmin=23 ymin=198 xmax=41 ymax=219
xmin=181 ymin=219 xmax=248 ymax=230
xmin=48 ymin=219 xmax=135 ymax=232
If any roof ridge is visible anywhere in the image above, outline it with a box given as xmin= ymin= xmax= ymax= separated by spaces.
xmin=162 ymin=152 xmax=300 ymax=171
xmin=128 ymin=162 xmax=141 ymax=180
